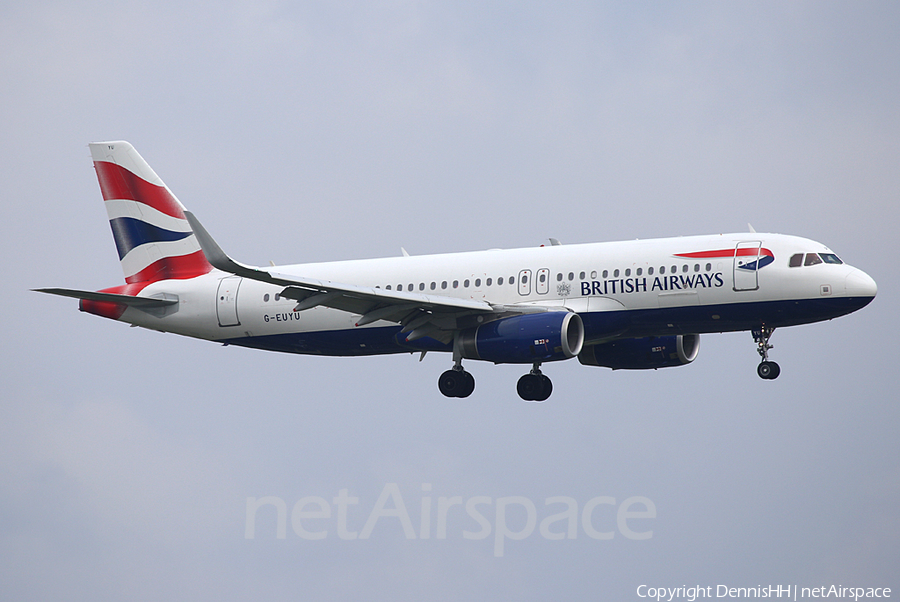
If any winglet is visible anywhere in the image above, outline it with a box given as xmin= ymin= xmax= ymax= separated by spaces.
xmin=183 ymin=210 xmax=273 ymax=283
xmin=184 ymin=211 xmax=235 ymax=271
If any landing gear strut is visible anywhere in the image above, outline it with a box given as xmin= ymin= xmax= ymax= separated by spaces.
xmin=753 ymin=326 xmax=781 ymax=380
xmin=517 ymin=363 xmax=553 ymax=401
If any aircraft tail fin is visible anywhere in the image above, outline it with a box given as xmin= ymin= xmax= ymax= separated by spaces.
xmin=89 ymin=141 xmax=212 ymax=284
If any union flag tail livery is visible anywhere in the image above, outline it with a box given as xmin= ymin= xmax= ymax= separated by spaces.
xmin=90 ymin=141 xmax=212 ymax=284
xmin=35 ymin=141 xmax=878 ymax=401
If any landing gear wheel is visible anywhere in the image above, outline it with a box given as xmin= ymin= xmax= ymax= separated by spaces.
xmin=517 ymin=372 xmax=553 ymax=401
xmin=757 ymin=361 xmax=781 ymax=380
xmin=534 ymin=375 xmax=552 ymax=402
xmin=438 ymin=369 xmax=475 ymax=398
xmin=517 ymin=374 xmax=540 ymax=400
xmin=460 ymin=370 xmax=475 ymax=397
xmin=752 ymin=326 xmax=781 ymax=380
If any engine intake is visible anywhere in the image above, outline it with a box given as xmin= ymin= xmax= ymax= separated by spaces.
xmin=459 ymin=312 xmax=584 ymax=364
xmin=578 ymin=334 xmax=700 ymax=370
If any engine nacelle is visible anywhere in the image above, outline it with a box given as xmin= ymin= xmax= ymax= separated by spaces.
xmin=458 ymin=312 xmax=584 ymax=364
xmin=578 ymin=334 xmax=700 ymax=370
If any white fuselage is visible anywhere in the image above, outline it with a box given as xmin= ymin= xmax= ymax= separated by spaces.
xmin=117 ymin=232 xmax=877 ymax=357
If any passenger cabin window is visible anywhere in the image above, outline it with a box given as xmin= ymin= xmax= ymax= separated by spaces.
xmin=804 ymin=253 xmax=823 ymax=266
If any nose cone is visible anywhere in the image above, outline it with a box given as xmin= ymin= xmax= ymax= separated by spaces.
xmin=845 ymin=269 xmax=877 ymax=301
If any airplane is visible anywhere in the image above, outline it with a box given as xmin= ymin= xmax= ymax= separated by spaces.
xmin=35 ymin=141 xmax=877 ymax=401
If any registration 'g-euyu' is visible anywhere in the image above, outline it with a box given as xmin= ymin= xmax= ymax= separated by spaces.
xmin=37 ymin=142 xmax=877 ymax=400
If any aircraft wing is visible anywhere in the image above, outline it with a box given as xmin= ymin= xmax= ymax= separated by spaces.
xmin=185 ymin=212 xmax=551 ymax=343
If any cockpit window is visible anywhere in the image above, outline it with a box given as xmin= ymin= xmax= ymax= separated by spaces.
xmin=791 ymin=252 xmax=843 ymax=268
xmin=804 ymin=253 xmax=823 ymax=266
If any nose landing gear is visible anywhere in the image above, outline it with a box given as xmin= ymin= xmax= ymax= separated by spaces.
xmin=753 ymin=326 xmax=780 ymax=380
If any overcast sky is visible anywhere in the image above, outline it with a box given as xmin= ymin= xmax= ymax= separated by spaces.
xmin=2 ymin=2 xmax=898 ymax=600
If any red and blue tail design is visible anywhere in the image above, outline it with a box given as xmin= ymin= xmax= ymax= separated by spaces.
xmin=89 ymin=141 xmax=212 ymax=284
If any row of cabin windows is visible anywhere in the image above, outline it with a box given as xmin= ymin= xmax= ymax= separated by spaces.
xmin=259 ymin=262 xmax=718 ymax=301
xmin=384 ymin=276 xmax=513 ymax=292
xmin=374 ymin=263 xmax=714 ymax=294
xmin=556 ymin=263 xmax=713 ymax=281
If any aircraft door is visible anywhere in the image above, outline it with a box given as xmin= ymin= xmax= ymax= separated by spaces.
xmin=536 ymin=268 xmax=550 ymax=294
xmin=733 ymin=241 xmax=761 ymax=291
xmin=518 ymin=269 xmax=532 ymax=296
xmin=216 ymin=276 xmax=242 ymax=326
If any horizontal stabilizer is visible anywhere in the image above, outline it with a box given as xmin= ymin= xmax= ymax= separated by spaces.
xmin=33 ymin=288 xmax=178 ymax=308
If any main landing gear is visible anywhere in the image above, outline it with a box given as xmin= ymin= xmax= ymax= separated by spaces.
xmin=438 ymin=364 xmax=475 ymax=398
xmin=753 ymin=326 xmax=781 ymax=380
xmin=436 ymin=360 xmax=554 ymax=401
xmin=517 ymin=363 xmax=552 ymax=402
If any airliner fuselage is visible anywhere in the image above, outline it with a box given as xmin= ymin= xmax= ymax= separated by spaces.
xmin=112 ymin=234 xmax=873 ymax=354
xmin=37 ymin=142 xmax=877 ymax=401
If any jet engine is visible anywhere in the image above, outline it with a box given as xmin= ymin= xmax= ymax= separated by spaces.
xmin=458 ymin=312 xmax=584 ymax=364
xmin=578 ymin=334 xmax=700 ymax=370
